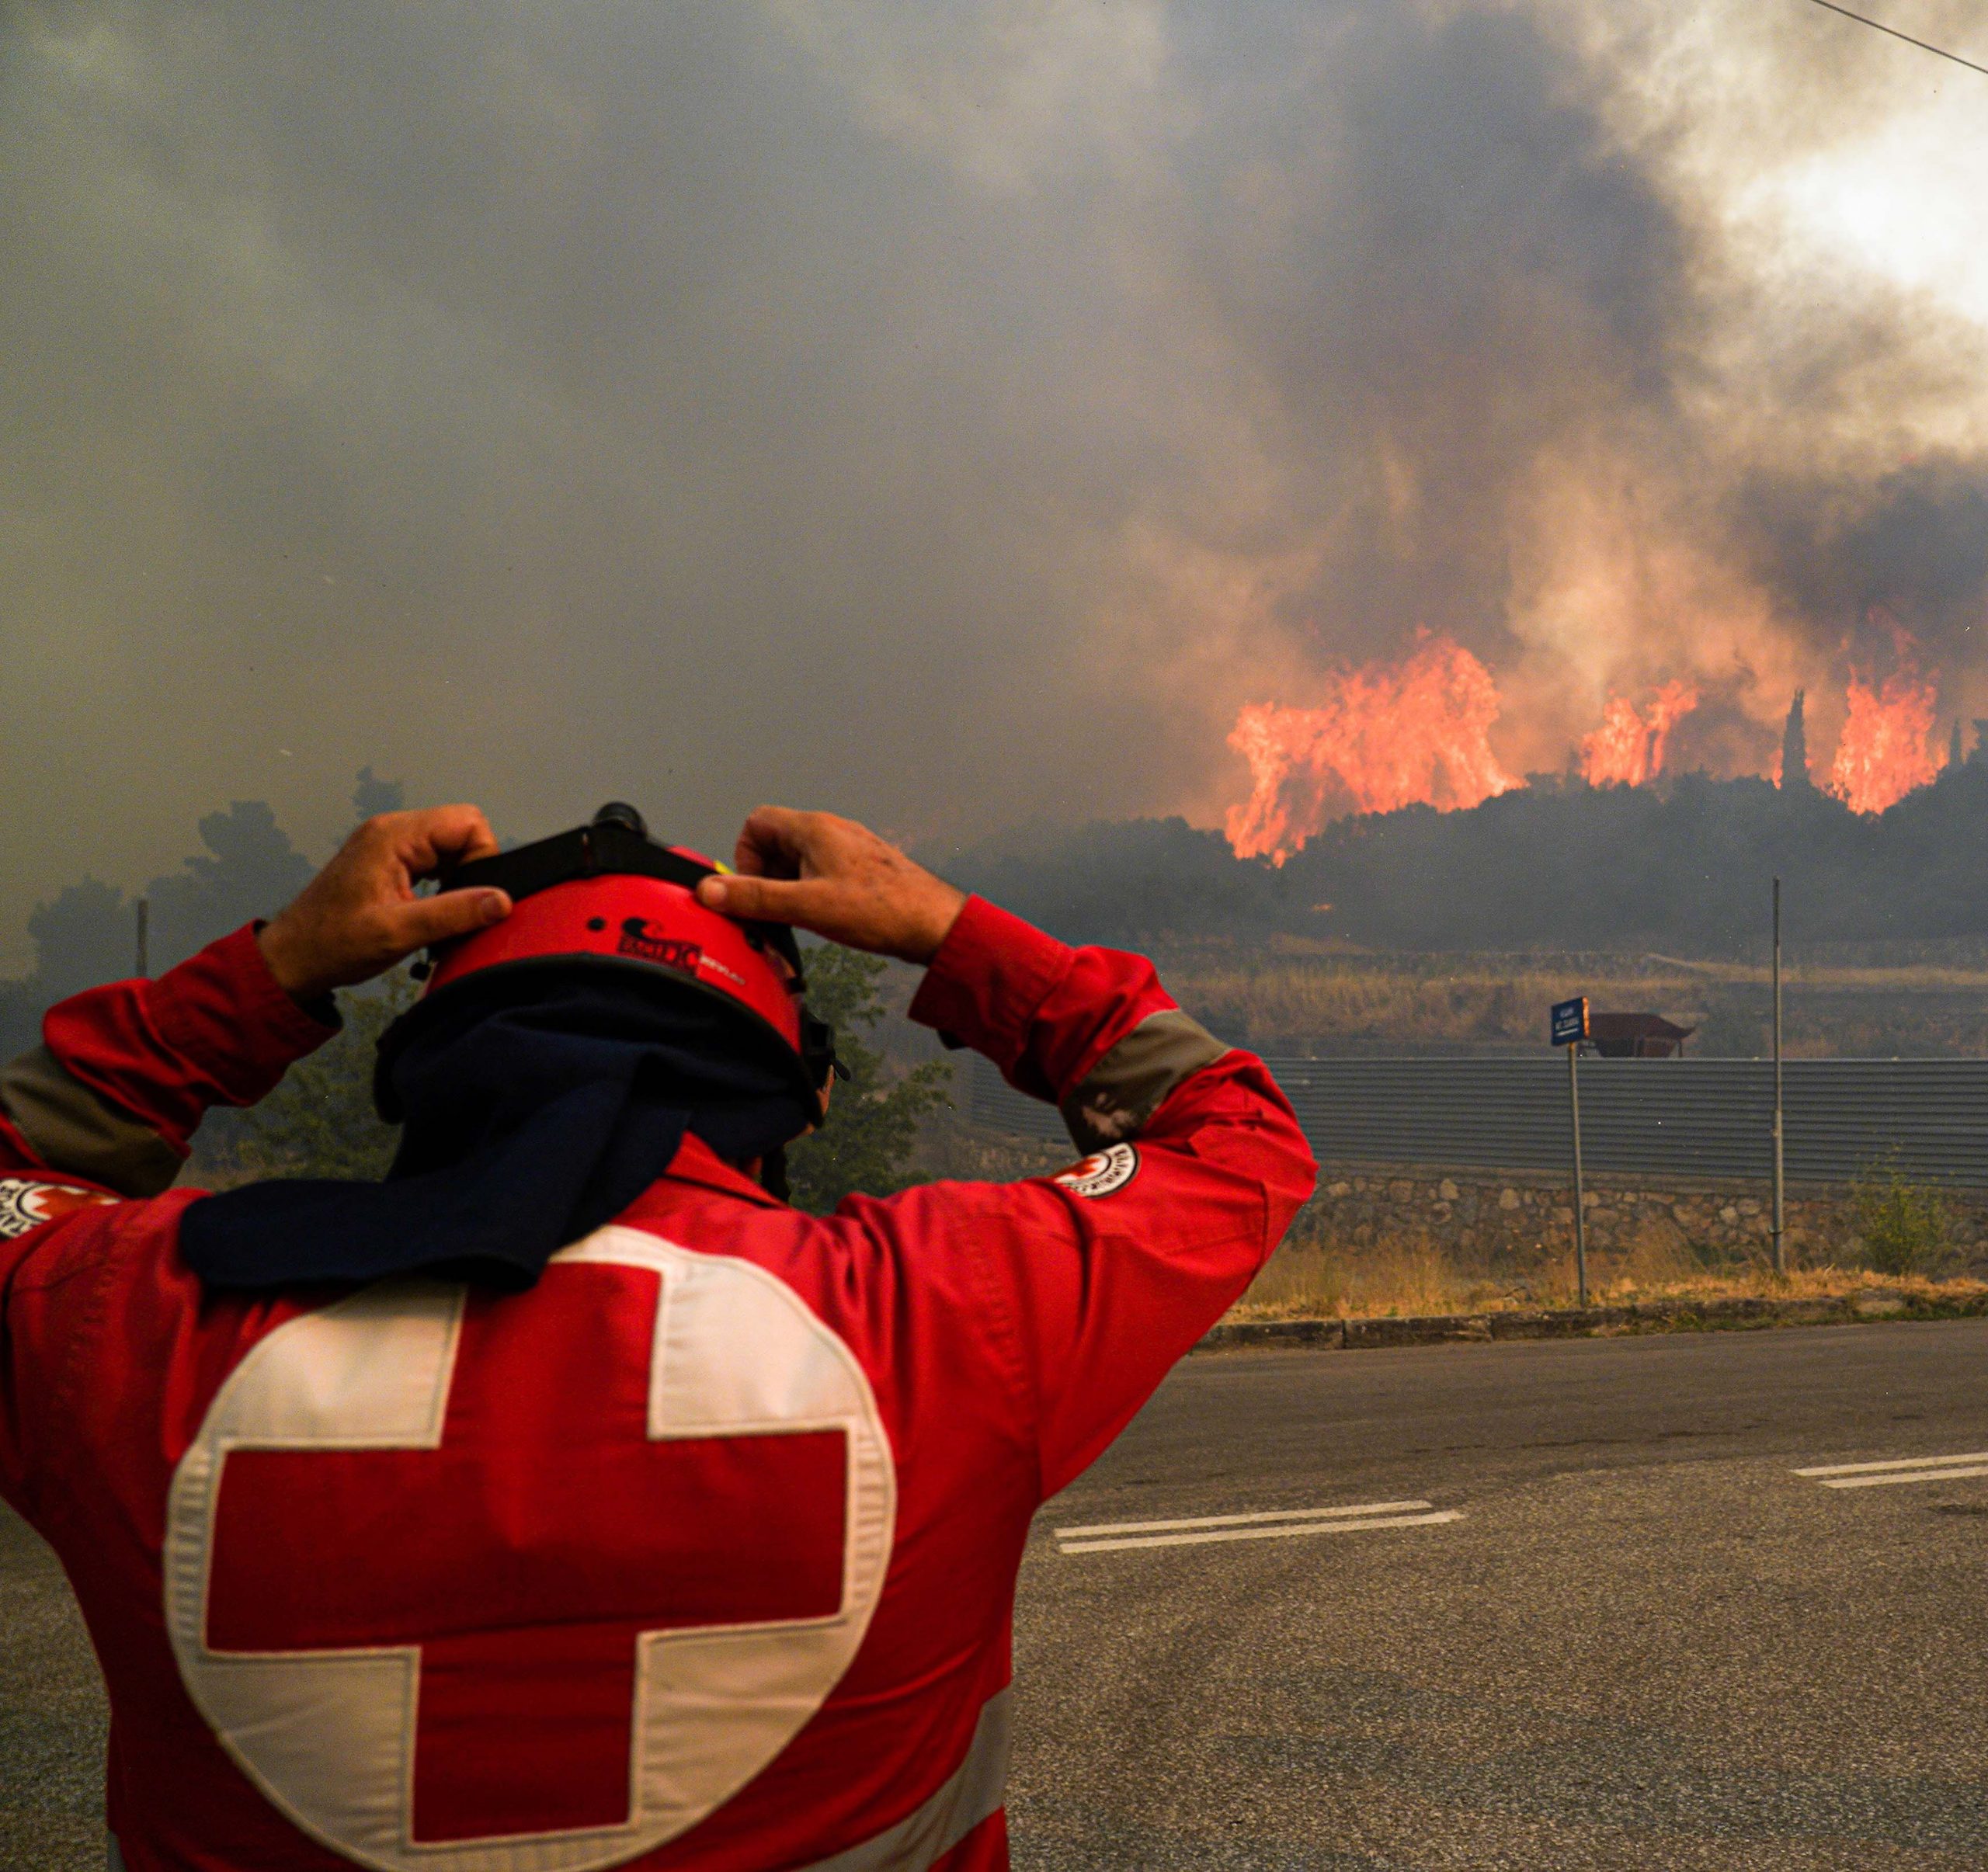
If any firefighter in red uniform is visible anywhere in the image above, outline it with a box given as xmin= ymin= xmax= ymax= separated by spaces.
xmin=0 ymin=800 xmax=1315 ymax=1872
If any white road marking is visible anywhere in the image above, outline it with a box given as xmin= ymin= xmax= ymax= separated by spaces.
xmin=1055 ymin=1499 xmax=1434 ymax=1540
xmin=1058 ymin=1507 xmax=1462 ymax=1555
xmin=1795 ymin=1450 xmax=1988 ymax=1478
xmin=1819 ymin=1464 xmax=1988 ymax=1490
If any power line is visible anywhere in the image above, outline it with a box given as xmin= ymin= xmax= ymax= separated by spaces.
xmin=1804 ymin=0 xmax=1988 ymax=79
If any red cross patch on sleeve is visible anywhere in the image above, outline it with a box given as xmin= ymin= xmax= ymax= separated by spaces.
xmin=0 ymin=1179 xmax=116 ymax=1239
xmin=1051 ymin=1144 xmax=1140 ymax=1199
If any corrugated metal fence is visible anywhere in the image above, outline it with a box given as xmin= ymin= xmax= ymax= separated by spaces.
xmin=969 ymin=1054 xmax=1988 ymax=1187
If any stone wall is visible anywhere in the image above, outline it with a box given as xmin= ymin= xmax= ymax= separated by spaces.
xmin=1299 ymin=1163 xmax=1988 ymax=1271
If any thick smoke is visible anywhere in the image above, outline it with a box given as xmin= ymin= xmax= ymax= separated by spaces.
xmin=2 ymin=1 xmax=1984 ymax=961
xmin=1740 ymin=460 xmax=1988 ymax=668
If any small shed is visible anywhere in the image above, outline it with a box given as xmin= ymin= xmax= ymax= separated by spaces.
xmin=1587 ymin=1012 xmax=1694 ymax=1059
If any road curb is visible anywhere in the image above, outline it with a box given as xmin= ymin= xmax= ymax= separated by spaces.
xmin=1197 ymin=1289 xmax=1988 ymax=1353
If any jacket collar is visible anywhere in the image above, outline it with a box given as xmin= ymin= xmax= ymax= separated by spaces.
xmin=624 ymin=1131 xmax=789 ymax=1214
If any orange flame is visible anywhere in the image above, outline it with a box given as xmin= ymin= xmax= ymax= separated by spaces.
xmin=1826 ymin=663 xmax=1939 ymax=814
xmin=1577 ymin=680 xmax=1699 ymax=788
xmin=1225 ymin=636 xmax=1521 ymax=864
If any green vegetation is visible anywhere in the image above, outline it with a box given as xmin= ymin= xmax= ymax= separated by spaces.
xmin=195 ymin=974 xmax=415 ymax=1186
xmin=2 ymin=773 xmax=392 ymax=1059
xmin=1231 ymin=1227 xmax=1988 ymax=1324
xmin=784 ymin=945 xmax=952 ymax=1214
xmin=1851 ymin=1159 xmax=1952 ymax=1276
xmin=21 ymin=778 xmax=1988 ymax=1071
xmin=941 ymin=759 xmax=1988 ymax=956
xmin=193 ymin=946 xmax=952 ymax=1215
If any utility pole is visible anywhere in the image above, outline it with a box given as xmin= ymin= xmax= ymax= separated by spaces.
xmin=135 ymin=896 xmax=150 ymax=980
xmin=1771 ymin=876 xmax=1785 ymax=1276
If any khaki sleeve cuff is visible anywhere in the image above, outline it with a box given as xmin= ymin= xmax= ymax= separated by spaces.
xmin=0 ymin=1044 xmax=184 ymax=1197
xmin=1058 ymin=1008 xmax=1229 ymax=1152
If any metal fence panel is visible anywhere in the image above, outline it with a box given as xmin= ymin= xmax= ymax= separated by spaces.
xmin=968 ymin=1061 xmax=1070 ymax=1144
xmin=968 ymin=1054 xmax=1988 ymax=1186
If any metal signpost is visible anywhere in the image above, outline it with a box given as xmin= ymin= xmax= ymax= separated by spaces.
xmin=1550 ymin=995 xmax=1590 ymax=1307
xmin=135 ymin=896 xmax=149 ymax=980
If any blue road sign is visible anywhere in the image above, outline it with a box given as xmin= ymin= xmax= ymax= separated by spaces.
xmin=1550 ymin=995 xmax=1589 ymax=1047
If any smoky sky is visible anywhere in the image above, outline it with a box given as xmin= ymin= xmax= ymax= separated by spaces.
xmin=2 ymin=0 xmax=1983 ymax=963
xmin=1739 ymin=460 xmax=1988 ymax=662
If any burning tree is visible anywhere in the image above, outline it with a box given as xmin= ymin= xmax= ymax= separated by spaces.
xmin=1225 ymin=636 xmax=1519 ymax=866
xmin=1578 ymin=682 xmax=1700 ymax=789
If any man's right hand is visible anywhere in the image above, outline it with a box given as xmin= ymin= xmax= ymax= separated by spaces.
xmin=694 ymin=809 xmax=965 ymax=966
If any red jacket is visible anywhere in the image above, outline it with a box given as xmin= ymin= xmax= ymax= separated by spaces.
xmin=0 ymin=899 xmax=1315 ymax=1872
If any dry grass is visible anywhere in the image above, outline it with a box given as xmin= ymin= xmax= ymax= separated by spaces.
xmin=1239 ymin=1238 xmax=1493 ymax=1320
xmin=1175 ymin=965 xmax=1691 ymax=1052
xmin=1647 ymin=955 xmax=1988 ymax=992
xmin=1163 ymin=953 xmax=1988 ymax=1058
xmin=1230 ymin=1221 xmax=1988 ymax=1323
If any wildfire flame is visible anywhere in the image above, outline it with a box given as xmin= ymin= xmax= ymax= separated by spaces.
xmin=1827 ymin=662 xmax=1939 ymax=814
xmin=1225 ymin=635 xmax=1520 ymax=864
xmin=1224 ymin=622 xmax=1944 ymax=856
xmin=1577 ymin=680 xmax=1699 ymax=789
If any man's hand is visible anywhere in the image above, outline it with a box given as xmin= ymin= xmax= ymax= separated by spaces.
xmin=695 ymin=809 xmax=964 ymax=965
xmin=257 ymin=807 xmax=513 ymax=1003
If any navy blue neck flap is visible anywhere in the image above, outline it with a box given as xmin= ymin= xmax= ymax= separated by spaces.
xmin=179 ymin=974 xmax=812 ymax=1294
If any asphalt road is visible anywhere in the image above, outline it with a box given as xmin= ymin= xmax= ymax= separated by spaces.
xmin=6 ymin=1320 xmax=1988 ymax=1869
xmin=1008 ymin=1320 xmax=1988 ymax=1870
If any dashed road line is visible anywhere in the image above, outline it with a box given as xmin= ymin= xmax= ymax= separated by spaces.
xmin=1055 ymin=1499 xmax=1462 ymax=1555
xmin=1056 ymin=1499 xmax=1434 ymax=1539
xmin=1795 ymin=1450 xmax=1988 ymax=1489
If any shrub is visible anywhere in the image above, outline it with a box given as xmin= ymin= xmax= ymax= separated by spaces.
xmin=783 ymin=945 xmax=952 ymax=1214
xmin=193 ymin=945 xmax=951 ymax=1212
xmin=193 ymin=972 xmax=415 ymax=1184
xmin=1851 ymin=1159 xmax=1950 ymax=1276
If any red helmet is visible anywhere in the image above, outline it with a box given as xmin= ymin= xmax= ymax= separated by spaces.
xmin=396 ymin=804 xmax=837 ymax=1113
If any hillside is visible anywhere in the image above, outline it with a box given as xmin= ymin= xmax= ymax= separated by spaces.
xmin=933 ymin=759 xmax=1988 ymax=957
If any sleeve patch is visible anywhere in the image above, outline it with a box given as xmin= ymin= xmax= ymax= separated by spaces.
xmin=1051 ymin=1143 xmax=1140 ymax=1199
xmin=0 ymin=1179 xmax=116 ymax=1240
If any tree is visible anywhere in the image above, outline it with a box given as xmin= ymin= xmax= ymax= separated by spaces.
xmin=148 ymin=801 xmax=315 ymax=973
xmin=784 ymin=945 xmax=952 ymax=1214
xmin=196 ymin=943 xmax=952 ymax=1204
xmin=353 ymin=766 xmax=406 ymax=818
xmin=0 ymin=771 xmax=405 ymax=1061
xmin=193 ymin=772 xmax=416 ymax=1184
xmin=195 ymin=973 xmax=416 ymax=1186
xmin=1780 ymin=688 xmax=1812 ymax=791
xmin=0 ymin=876 xmax=138 ymax=1056
xmin=27 ymin=877 xmax=134 ymax=1002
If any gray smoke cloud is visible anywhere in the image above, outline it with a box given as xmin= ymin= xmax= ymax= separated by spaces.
xmin=2 ymin=0 xmax=1983 ymax=959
